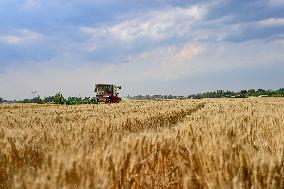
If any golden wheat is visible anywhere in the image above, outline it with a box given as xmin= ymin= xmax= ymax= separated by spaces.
xmin=0 ymin=98 xmax=284 ymax=188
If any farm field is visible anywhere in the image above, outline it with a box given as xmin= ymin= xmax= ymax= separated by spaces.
xmin=0 ymin=98 xmax=284 ymax=189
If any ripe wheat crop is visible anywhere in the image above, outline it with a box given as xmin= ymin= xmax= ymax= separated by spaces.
xmin=0 ymin=98 xmax=284 ymax=188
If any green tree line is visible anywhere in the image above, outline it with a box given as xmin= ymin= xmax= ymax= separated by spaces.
xmin=188 ymin=88 xmax=284 ymax=99
xmin=1 ymin=88 xmax=283 ymax=104
xmin=15 ymin=93 xmax=98 ymax=105
xmin=129 ymin=88 xmax=284 ymax=100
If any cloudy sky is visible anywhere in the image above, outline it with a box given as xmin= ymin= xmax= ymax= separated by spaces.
xmin=0 ymin=0 xmax=284 ymax=100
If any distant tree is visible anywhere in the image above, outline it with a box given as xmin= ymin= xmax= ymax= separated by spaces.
xmin=168 ymin=95 xmax=174 ymax=99
xmin=83 ymin=97 xmax=90 ymax=104
xmin=257 ymin=89 xmax=265 ymax=93
xmin=277 ymin=88 xmax=284 ymax=94
xmin=29 ymin=97 xmax=38 ymax=103
xmin=89 ymin=97 xmax=98 ymax=104
xmin=216 ymin=90 xmax=224 ymax=98
xmin=43 ymin=96 xmax=54 ymax=103
xmin=36 ymin=95 xmax=43 ymax=104
xmin=223 ymin=90 xmax=234 ymax=97
xmin=240 ymin=90 xmax=247 ymax=95
xmin=247 ymin=89 xmax=256 ymax=96
xmin=53 ymin=92 xmax=65 ymax=105
xmin=278 ymin=88 xmax=284 ymax=97
xmin=0 ymin=97 xmax=3 ymax=103
xmin=22 ymin=99 xmax=30 ymax=103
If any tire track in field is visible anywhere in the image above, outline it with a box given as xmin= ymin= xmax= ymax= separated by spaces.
xmin=119 ymin=102 xmax=206 ymax=133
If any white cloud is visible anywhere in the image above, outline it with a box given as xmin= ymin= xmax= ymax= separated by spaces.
xmin=257 ymin=18 xmax=284 ymax=27
xmin=136 ymin=43 xmax=205 ymax=65
xmin=91 ymin=43 xmax=206 ymax=81
xmin=2 ymin=39 xmax=284 ymax=100
xmin=0 ymin=29 xmax=43 ymax=45
xmin=81 ymin=5 xmax=208 ymax=47
xmin=175 ymin=43 xmax=205 ymax=63
xmin=1 ymin=36 xmax=23 ymax=45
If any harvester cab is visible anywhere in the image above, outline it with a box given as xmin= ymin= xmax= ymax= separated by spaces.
xmin=94 ymin=84 xmax=122 ymax=103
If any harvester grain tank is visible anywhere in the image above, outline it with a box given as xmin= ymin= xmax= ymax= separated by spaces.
xmin=94 ymin=83 xmax=121 ymax=103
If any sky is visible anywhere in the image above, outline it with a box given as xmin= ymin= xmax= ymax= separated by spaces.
xmin=0 ymin=0 xmax=284 ymax=100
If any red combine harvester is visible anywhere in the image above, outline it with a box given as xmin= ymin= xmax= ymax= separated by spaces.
xmin=95 ymin=84 xmax=122 ymax=103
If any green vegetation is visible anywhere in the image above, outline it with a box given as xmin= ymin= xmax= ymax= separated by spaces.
xmin=51 ymin=93 xmax=98 ymax=105
xmin=127 ymin=88 xmax=284 ymax=100
xmin=188 ymin=88 xmax=284 ymax=99
xmin=53 ymin=93 xmax=65 ymax=105
xmin=64 ymin=96 xmax=97 ymax=105
xmin=1 ymin=88 xmax=283 ymax=104
xmin=129 ymin=88 xmax=284 ymax=100
xmin=16 ymin=93 xmax=98 ymax=105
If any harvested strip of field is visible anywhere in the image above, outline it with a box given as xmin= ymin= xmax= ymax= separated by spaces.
xmin=0 ymin=98 xmax=284 ymax=188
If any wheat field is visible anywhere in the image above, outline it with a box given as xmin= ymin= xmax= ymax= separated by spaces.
xmin=0 ymin=98 xmax=284 ymax=189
